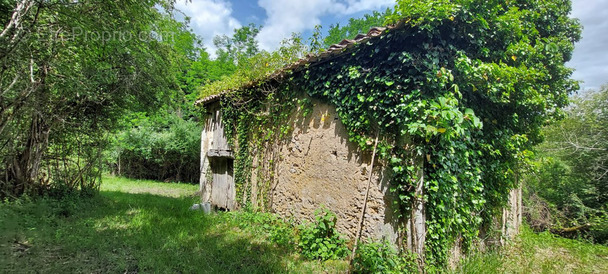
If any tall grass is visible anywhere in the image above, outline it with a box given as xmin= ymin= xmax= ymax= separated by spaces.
xmin=454 ymin=226 xmax=608 ymax=273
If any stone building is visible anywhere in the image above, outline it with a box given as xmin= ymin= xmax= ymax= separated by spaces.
xmin=196 ymin=24 xmax=522 ymax=262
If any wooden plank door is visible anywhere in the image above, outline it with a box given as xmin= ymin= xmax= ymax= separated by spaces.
xmin=210 ymin=158 xmax=235 ymax=210
xmin=213 ymin=109 xmax=228 ymax=150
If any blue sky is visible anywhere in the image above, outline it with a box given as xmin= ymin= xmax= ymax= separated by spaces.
xmin=177 ymin=0 xmax=607 ymax=92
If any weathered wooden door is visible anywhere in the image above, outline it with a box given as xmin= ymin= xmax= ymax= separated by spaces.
xmin=210 ymin=158 xmax=235 ymax=210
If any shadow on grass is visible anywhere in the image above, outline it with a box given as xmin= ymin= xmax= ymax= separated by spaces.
xmin=0 ymin=191 xmax=299 ymax=273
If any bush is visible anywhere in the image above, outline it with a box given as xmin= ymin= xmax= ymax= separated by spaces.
xmin=589 ymin=212 xmax=608 ymax=244
xmin=105 ymin=114 xmax=201 ymax=183
xmin=524 ymin=193 xmax=557 ymax=232
xmin=297 ymin=208 xmax=350 ymax=261
xmin=231 ymin=211 xmax=296 ymax=248
xmin=351 ymin=241 xmax=417 ymax=273
xmin=525 ymin=155 xmax=608 ymax=243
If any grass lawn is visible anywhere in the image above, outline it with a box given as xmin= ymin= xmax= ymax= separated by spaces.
xmin=2 ymin=176 xmax=607 ymax=273
xmin=455 ymin=226 xmax=608 ymax=274
xmin=0 ymin=176 xmax=348 ymax=273
xmin=100 ymin=175 xmax=200 ymax=197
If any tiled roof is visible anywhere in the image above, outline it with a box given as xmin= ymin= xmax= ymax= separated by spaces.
xmin=196 ymin=22 xmax=403 ymax=106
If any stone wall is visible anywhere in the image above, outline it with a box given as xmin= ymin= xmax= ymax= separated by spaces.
xmin=267 ymin=98 xmax=400 ymax=243
xmin=199 ymin=96 xmax=523 ymax=260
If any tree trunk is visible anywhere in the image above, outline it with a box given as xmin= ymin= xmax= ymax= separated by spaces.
xmin=551 ymin=224 xmax=591 ymax=237
xmin=9 ymin=113 xmax=50 ymax=196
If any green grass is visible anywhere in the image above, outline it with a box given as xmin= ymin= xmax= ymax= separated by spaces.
xmin=455 ymin=226 xmax=608 ymax=274
xmin=3 ymin=177 xmax=607 ymax=273
xmin=0 ymin=176 xmax=348 ymax=273
xmin=101 ymin=175 xmax=200 ymax=197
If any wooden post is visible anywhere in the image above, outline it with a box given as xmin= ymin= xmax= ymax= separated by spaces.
xmin=407 ymin=154 xmax=425 ymax=270
xmin=502 ymin=185 xmax=523 ymax=242
xmin=351 ymin=133 xmax=379 ymax=262
xmin=200 ymin=111 xmax=212 ymax=203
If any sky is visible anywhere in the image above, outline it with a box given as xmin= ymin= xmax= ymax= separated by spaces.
xmin=176 ymin=0 xmax=607 ymax=92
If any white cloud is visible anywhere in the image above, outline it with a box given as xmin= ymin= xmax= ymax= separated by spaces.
xmin=176 ymin=0 xmax=241 ymax=56
xmin=256 ymin=0 xmax=339 ymax=51
xmin=341 ymin=0 xmax=395 ymax=14
xmin=568 ymin=0 xmax=608 ymax=91
xmin=256 ymin=0 xmax=394 ymax=51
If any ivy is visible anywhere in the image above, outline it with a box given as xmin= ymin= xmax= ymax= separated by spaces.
xmin=204 ymin=0 xmax=581 ymax=267
xmin=218 ymin=83 xmax=300 ymax=208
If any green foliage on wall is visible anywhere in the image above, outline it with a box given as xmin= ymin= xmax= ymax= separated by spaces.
xmin=203 ymin=0 xmax=581 ymax=266
xmin=220 ymin=84 xmax=300 ymax=208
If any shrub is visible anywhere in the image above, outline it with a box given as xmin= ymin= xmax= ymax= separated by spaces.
xmin=524 ymin=193 xmax=558 ymax=232
xmin=297 ymin=208 xmax=350 ymax=261
xmin=525 ymin=87 xmax=608 ymax=243
xmin=105 ymin=114 xmax=201 ymax=183
xmin=525 ymin=155 xmax=608 ymax=243
xmin=351 ymin=241 xmax=417 ymax=274
xmin=589 ymin=212 xmax=608 ymax=244
xmin=231 ymin=211 xmax=296 ymax=248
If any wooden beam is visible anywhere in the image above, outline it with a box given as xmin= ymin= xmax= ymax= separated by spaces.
xmin=208 ymin=149 xmax=234 ymax=159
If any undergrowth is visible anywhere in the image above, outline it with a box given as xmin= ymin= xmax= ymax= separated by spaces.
xmin=454 ymin=226 xmax=608 ymax=274
xmin=297 ymin=208 xmax=350 ymax=261
xmin=351 ymin=241 xmax=418 ymax=273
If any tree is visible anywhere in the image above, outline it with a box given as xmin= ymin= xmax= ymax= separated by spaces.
xmin=94 ymin=7 xmax=230 ymax=184
xmin=214 ymin=23 xmax=261 ymax=65
xmin=544 ymin=87 xmax=608 ymax=207
xmin=199 ymin=32 xmax=308 ymax=99
xmin=158 ymin=14 xmax=213 ymax=118
xmin=0 ymin=0 xmax=182 ymax=198
xmin=526 ymin=85 xmax=608 ymax=242
xmin=308 ymin=25 xmax=324 ymax=52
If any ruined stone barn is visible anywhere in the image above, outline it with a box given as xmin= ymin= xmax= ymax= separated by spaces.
xmin=198 ymin=77 xmax=404 ymax=244
xmin=196 ymin=23 xmax=522 ymax=260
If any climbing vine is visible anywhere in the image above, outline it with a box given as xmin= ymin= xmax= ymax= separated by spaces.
xmin=203 ymin=0 xmax=580 ymax=267
xmin=220 ymin=83 xmax=301 ymax=208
